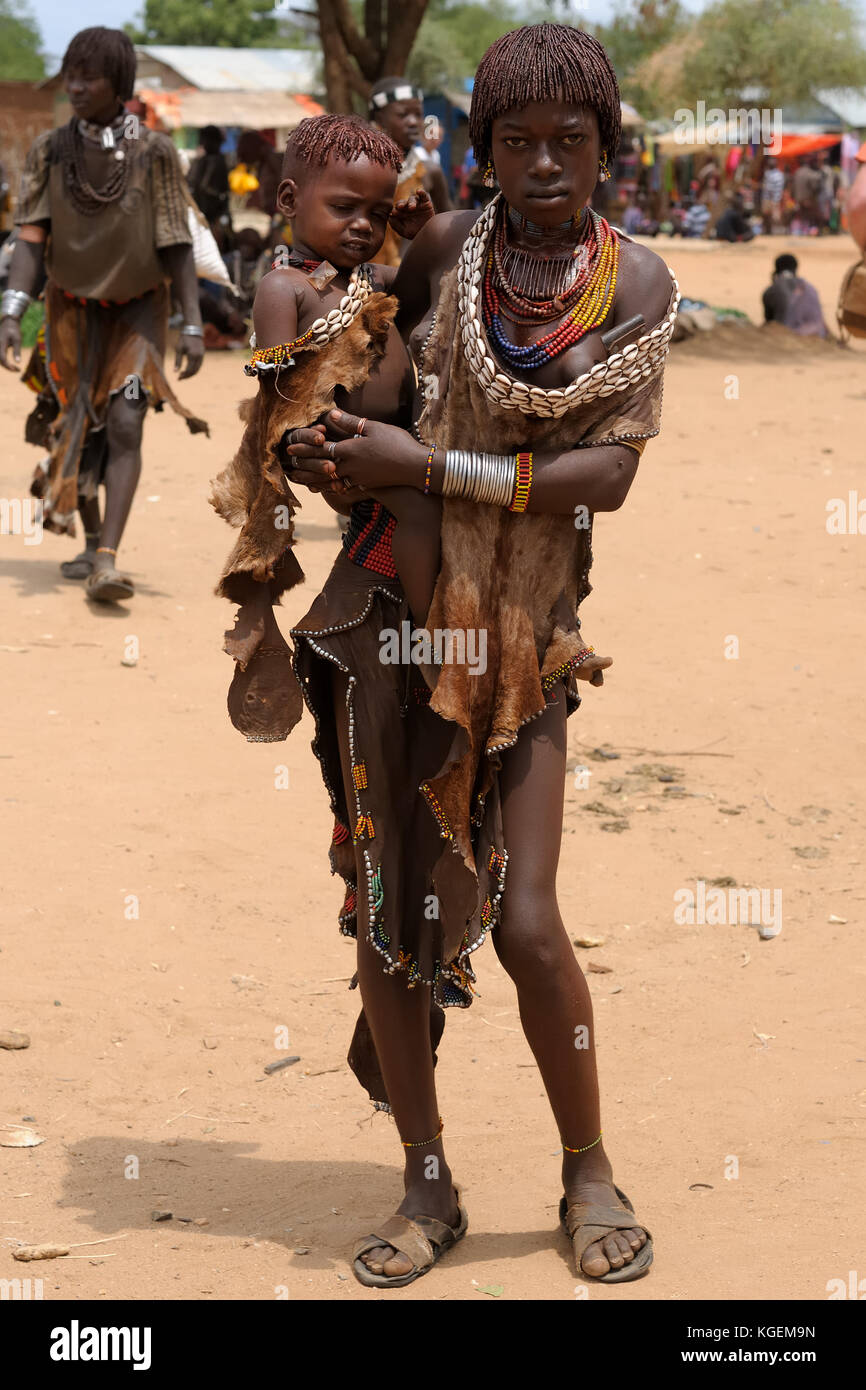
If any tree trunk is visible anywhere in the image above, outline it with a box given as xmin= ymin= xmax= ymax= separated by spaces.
xmin=315 ymin=0 xmax=430 ymax=111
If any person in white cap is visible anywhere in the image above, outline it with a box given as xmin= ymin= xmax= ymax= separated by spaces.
xmin=368 ymin=77 xmax=450 ymax=264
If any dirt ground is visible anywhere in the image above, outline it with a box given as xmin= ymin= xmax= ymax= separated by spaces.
xmin=1 ymin=234 xmax=864 ymax=1303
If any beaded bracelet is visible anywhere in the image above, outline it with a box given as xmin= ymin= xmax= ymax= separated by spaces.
xmin=423 ymin=444 xmax=436 ymax=495
xmin=509 ymin=451 xmax=533 ymax=512
xmin=248 ymin=328 xmax=314 ymax=369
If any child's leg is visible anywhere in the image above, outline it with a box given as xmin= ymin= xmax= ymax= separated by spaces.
xmin=383 ymin=486 xmax=442 ymax=627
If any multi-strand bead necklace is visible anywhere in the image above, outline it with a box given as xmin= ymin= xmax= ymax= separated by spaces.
xmin=482 ymin=201 xmax=619 ymax=371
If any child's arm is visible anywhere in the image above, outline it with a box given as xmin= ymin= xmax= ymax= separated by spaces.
xmin=252 ymin=267 xmax=307 ymax=349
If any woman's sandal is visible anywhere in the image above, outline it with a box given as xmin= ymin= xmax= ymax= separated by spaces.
xmin=352 ymin=1185 xmax=468 ymax=1288
xmin=85 ymin=566 xmax=135 ymax=603
xmin=559 ymin=1184 xmax=653 ymax=1284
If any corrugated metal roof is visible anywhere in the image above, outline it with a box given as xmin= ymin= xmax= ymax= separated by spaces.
xmin=817 ymin=88 xmax=866 ymax=127
xmin=135 ymin=46 xmax=319 ymax=93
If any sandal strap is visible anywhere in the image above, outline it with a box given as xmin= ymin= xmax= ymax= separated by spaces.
xmin=563 ymin=1201 xmax=651 ymax=1264
xmin=352 ymin=1194 xmax=465 ymax=1274
xmin=352 ymin=1214 xmax=435 ymax=1272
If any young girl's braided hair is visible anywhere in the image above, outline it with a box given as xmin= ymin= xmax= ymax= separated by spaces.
xmin=469 ymin=23 xmax=622 ymax=171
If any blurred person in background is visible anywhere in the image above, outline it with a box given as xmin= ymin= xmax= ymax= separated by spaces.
xmin=0 ymin=26 xmax=207 ymax=603
xmin=369 ymin=78 xmax=449 ymax=264
xmin=847 ymin=140 xmax=866 ymax=251
xmin=761 ymin=154 xmax=785 ymax=234
xmin=762 ymin=253 xmax=828 ymax=337
xmin=188 ymin=125 xmax=231 ymax=239
xmin=714 ymin=193 xmax=755 ymax=242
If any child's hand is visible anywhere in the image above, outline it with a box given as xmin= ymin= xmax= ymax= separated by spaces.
xmin=389 ymin=190 xmax=435 ymax=241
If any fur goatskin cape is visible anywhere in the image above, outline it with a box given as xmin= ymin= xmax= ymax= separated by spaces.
xmin=413 ymin=262 xmax=673 ymax=947
xmin=209 ymin=291 xmax=398 ymax=673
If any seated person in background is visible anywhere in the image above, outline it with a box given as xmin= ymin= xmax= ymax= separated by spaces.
xmin=682 ymin=197 xmax=711 ymax=238
xmin=762 ymin=253 xmax=828 ymax=337
xmin=621 ymin=200 xmax=642 ymax=235
xmin=714 ymin=194 xmax=755 ymax=242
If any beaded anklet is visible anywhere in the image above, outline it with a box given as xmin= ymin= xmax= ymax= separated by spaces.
xmin=561 ymin=1130 xmax=603 ymax=1155
xmin=402 ymin=1117 xmax=444 ymax=1148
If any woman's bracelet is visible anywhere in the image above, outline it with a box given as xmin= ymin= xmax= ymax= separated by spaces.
xmin=440 ymin=449 xmax=533 ymax=512
xmin=1 ymin=289 xmax=31 ymax=320
xmin=508 ymin=451 xmax=533 ymax=512
xmin=442 ymin=450 xmax=515 ymax=507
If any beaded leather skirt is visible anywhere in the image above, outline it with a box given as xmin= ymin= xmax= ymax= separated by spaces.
xmin=24 ymin=281 xmax=208 ymax=536
xmin=291 ymin=547 xmax=518 ymax=1112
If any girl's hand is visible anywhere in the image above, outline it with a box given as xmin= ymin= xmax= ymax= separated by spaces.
xmin=285 ymin=410 xmax=427 ymax=491
xmin=388 ymin=190 xmax=435 ymax=241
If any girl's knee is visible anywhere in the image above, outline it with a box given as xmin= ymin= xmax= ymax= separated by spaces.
xmin=494 ymin=897 xmax=566 ymax=984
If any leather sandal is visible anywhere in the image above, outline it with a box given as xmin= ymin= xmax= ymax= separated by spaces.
xmin=560 ymin=1184 xmax=653 ymax=1284
xmin=60 ymin=551 xmax=96 ymax=580
xmin=85 ymin=565 xmax=134 ymax=603
xmin=352 ymin=1185 xmax=468 ymax=1288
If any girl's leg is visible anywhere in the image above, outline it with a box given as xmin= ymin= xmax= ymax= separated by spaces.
xmin=330 ymin=665 xmax=459 ymax=1277
xmin=493 ymin=685 xmax=647 ymax=1276
xmin=96 ymin=393 xmax=145 ymax=569
xmin=60 ymin=492 xmax=101 ymax=578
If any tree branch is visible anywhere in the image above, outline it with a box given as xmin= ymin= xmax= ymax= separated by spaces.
xmin=330 ymin=0 xmax=380 ymax=80
xmin=382 ymin=0 xmax=429 ymax=75
xmin=365 ymin=0 xmax=384 ymax=62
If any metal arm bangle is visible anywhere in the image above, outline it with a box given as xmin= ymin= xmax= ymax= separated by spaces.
xmin=180 ymin=323 xmax=204 ymax=337
xmin=1 ymin=289 xmax=32 ymax=321
xmin=442 ymin=450 xmax=516 ymax=507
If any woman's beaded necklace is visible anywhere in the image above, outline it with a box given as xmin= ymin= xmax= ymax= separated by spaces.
xmin=482 ymin=200 xmax=619 ymax=370
xmin=455 ymin=195 xmax=680 ymax=420
xmin=60 ymin=113 xmax=132 ymax=216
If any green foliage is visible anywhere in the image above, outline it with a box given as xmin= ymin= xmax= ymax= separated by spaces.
xmin=682 ymin=0 xmax=866 ymax=107
xmin=0 ymin=0 xmax=45 ymax=81
xmin=126 ymin=0 xmax=288 ymax=47
xmin=595 ymin=0 xmax=687 ymax=86
xmin=20 ymin=299 xmax=44 ymax=350
xmin=408 ymin=1 xmax=521 ymax=90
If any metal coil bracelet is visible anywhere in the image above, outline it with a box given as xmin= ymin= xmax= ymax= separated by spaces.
xmin=441 ymin=450 xmax=516 ymax=507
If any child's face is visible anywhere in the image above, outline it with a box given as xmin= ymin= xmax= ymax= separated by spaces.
xmin=278 ymin=156 xmax=397 ymax=268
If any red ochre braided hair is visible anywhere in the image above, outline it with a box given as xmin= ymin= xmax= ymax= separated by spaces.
xmin=61 ymin=26 xmax=137 ymax=103
xmin=282 ymin=114 xmax=404 ymax=179
xmin=469 ymin=23 xmax=622 ymax=171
